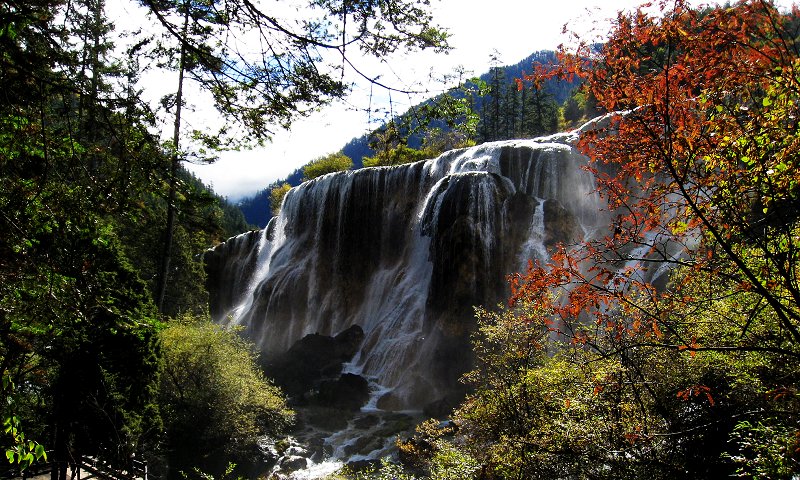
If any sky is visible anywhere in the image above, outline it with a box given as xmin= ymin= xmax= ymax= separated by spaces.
xmin=109 ymin=0 xmax=795 ymax=201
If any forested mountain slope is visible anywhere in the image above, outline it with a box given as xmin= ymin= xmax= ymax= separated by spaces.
xmin=236 ymin=49 xmax=593 ymax=227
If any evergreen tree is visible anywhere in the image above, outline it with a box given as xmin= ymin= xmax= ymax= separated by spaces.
xmin=480 ymin=54 xmax=506 ymax=142
xmin=503 ymin=80 xmax=519 ymax=139
xmin=65 ymin=0 xmax=116 ymax=154
xmin=562 ymin=94 xmax=582 ymax=127
xmin=519 ymin=80 xmax=530 ymax=136
xmin=0 ymin=1 xmax=247 ymax=475
xmin=523 ymin=82 xmax=559 ymax=136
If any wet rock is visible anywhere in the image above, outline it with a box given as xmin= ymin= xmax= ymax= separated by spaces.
xmin=334 ymin=325 xmax=365 ymax=359
xmin=346 ymin=459 xmax=381 ymax=473
xmin=304 ymin=437 xmax=326 ymax=463
xmin=296 ymin=406 xmax=353 ymax=431
xmin=424 ymin=173 xmax=512 ymax=324
xmin=204 ymin=229 xmax=262 ymax=320
xmin=257 ymin=438 xmax=280 ymax=464
xmin=352 ymin=414 xmax=380 ymax=429
xmin=267 ymin=325 xmax=365 ymax=398
xmin=284 ymin=445 xmax=307 ymax=457
xmin=543 ymin=199 xmax=582 ymax=247
xmin=314 ymin=373 xmax=370 ymax=411
xmin=376 ymin=391 xmax=403 ymax=411
xmin=278 ymin=455 xmax=307 ymax=472
xmin=343 ymin=434 xmax=385 ymax=457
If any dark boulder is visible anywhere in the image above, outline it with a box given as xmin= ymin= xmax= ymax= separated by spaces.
xmin=334 ymin=324 xmax=365 ymax=359
xmin=314 ymin=373 xmax=370 ymax=411
xmin=266 ymin=325 xmax=365 ymax=398
xmin=277 ymin=455 xmax=307 ymax=472
xmin=543 ymin=199 xmax=583 ymax=247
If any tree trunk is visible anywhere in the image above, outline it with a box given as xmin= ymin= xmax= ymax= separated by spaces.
xmin=156 ymin=5 xmax=189 ymax=314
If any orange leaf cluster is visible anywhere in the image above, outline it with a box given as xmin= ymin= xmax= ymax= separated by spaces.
xmin=677 ymin=384 xmax=715 ymax=407
xmin=512 ymin=0 xmax=800 ymax=350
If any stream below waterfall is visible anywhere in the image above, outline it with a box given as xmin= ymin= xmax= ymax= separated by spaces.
xmin=266 ymin=360 xmax=425 ymax=479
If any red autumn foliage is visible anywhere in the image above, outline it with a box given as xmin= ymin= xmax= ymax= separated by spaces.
xmin=677 ymin=384 xmax=716 ymax=406
xmin=513 ymin=0 xmax=800 ymax=357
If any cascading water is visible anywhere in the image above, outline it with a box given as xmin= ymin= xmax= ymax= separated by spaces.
xmin=204 ymin=128 xmax=611 ymax=474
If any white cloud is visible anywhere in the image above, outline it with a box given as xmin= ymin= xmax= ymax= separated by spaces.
xmin=188 ymin=102 xmax=370 ymax=199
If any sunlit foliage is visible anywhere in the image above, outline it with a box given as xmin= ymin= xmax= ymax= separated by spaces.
xmin=159 ymin=316 xmax=294 ymax=478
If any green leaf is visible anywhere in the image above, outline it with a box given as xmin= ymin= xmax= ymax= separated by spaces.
xmin=34 ymin=445 xmax=46 ymax=460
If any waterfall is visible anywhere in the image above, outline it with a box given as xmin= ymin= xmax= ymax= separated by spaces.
xmin=205 ymin=132 xmax=608 ymax=415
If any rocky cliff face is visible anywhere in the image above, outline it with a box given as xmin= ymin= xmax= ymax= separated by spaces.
xmin=205 ymin=131 xmax=607 ymax=413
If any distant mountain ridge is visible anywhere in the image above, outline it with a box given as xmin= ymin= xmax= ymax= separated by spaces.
xmin=237 ymin=49 xmax=577 ymax=228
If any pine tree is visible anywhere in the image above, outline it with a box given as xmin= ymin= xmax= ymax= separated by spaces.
xmin=503 ymin=80 xmax=519 ymax=139
xmin=524 ymin=83 xmax=558 ymax=136
xmin=479 ymin=53 xmax=506 ymax=142
xmin=562 ymin=94 xmax=582 ymax=127
xmin=519 ymin=80 xmax=530 ymax=136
